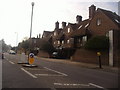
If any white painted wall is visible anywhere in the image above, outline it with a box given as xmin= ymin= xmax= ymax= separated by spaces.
xmin=109 ymin=30 xmax=114 ymax=66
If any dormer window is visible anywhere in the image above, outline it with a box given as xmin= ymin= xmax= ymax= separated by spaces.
xmin=85 ymin=23 xmax=89 ymax=28
xmin=68 ymin=28 xmax=70 ymax=33
xmin=115 ymin=19 xmax=120 ymax=24
xmin=97 ymin=18 xmax=101 ymax=26
xmin=78 ymin=25 xmax=82 ymax=29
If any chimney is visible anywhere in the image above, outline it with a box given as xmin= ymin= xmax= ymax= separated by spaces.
xmin=62 ymin=22 xmax=66 ymax=29
xmin=39 ymin=34 xmax=41 ymax=38
xmin=89 ymin=5 xmax=96 ymax=19
xmin=55 ymin=21 xmax=59 ymax=29
xmin=76 ymin=15 xmax=82 ymax=24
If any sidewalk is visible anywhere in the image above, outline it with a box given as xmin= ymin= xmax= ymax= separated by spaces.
xmin=36 ymin=56 xmax=119 ymax=73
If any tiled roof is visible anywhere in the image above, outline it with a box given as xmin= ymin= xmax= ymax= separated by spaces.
xmin=98 ymin=8 xmax=120 ymax=28
xmin=42 ymin=31 xmax=53 ymax=41
xmin=70 ymin=19 xmax=91 ymax=37
xmin=68 ymin=23 xmax=79 ymax=30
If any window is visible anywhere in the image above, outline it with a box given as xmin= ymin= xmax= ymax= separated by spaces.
xmin=78 ymin=38 xmax=81 ymax=43
xmin=62 ymin=40 xmax=64 ymax=44
xmin=106 ymin=32 xmax=109 ymax=37
xmin=78 ymin=25 xmax=82 ymax=29
xmin=83 ymin=36 xmax=87 ymax=41
xmin=54 ymin=32 xmax=57 ymax=36
xmin=97 ymin=19 xmax=101 ymax=26
xmin=67 ymin=40 xmax=70 ymax=43
xmin=58 ymin=41 xmax=60 ymax=44
xmin=85 ymin=23 xmax=89 ymax=28
xmin=34 ymin=39 xmax=36 ymax=43
xmin=115 ymin=19 xmax=120 ymax=24
xmin=68 ymin=28 xmax=70 ymax=33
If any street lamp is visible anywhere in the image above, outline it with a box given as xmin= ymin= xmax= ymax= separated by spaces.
xmin=15 ymin=32 xmax=18 ymax=53
xmin=30 ymin=2 xmax=34 ymax=39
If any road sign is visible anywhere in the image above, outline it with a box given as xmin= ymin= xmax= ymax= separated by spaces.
xmin=29 ymin=53 xmax=34 ymax=64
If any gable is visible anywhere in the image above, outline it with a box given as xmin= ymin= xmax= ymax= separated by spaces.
xmin=88 ymin=9 xmax=120 ymax=36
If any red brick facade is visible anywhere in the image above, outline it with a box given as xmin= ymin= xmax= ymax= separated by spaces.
xmin=41 ymin=5 xmax=120 ymax=66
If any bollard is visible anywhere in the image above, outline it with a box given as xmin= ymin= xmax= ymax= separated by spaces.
xmin=97 ymin=52 xmax=102 ymax=69
xmin=29 ymin=53 xmax=35 ymax=65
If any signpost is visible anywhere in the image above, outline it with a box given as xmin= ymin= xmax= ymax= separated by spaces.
xmin=97 ymin=52 xmax=102 ymax=69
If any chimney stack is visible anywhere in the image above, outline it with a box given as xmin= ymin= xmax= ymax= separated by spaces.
xmin=55 ymin=21 xmax=59 ymax=29
xmin=89 ymin=5 xmax=96 ymax=19
xmin=62 ymin=22 xmax=66 ymax=29
xmin=76 ymin=15 xmax=82 ymax=24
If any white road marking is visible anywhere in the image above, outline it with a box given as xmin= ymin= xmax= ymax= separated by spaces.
xmin=9 ymin=61 xmax=15 ymax=64
xmin=35 ymin=74 xmax=65 ymax=76
xmin=21 ymin=68 xmax=37 ymax=78
xmin=89 ymin=83 xmax=107 ymax=89
xmin=25 ymin=68 xmax=44 ymax=70
xmin=44 ymin=67 xmax=68 ymax=76
xmin=54 ymin=83 xmax=90 ymax=87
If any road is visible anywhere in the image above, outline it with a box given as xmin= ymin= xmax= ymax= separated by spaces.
xmin=2 ymin=53 xmax=119 ymax=90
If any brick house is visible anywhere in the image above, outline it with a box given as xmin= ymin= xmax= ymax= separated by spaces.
xmin=41 ymin=5 xmax=120 ymax=66
xmin=42 ymin=31 xmax=53 ymax=43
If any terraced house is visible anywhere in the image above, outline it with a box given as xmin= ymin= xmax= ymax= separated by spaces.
xmin=42 ymin=5 xmax=120 ymax=66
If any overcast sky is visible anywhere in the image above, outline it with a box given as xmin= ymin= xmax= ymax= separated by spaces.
xmin=0 ymin=0 xmax=119 ymax=46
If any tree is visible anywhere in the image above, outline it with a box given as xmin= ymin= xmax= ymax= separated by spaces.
xmin=40 ymin=40 xmax=55 ymax=55
xmin=0 ymin=39 xmax=11 ymax=52
xmin=84 ymin=36 xmax=109 ymax=51
xmin=18 ymin=39 xmax=29 ymax=53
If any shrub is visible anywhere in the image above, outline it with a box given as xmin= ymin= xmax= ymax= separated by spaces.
xmin=84 ymin=36 xmax=109 ymax=51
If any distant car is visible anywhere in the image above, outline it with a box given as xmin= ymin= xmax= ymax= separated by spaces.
xmin=9 ymin=50 xmax=16 ymax=55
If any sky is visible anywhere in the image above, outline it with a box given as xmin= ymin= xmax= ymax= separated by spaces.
xmin=0 ymin=0 xmax=119 ymax=47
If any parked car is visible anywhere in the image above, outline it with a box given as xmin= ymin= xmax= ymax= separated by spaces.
xmin=9 ymin=50 xmax=16 ymax=55
xmin=51 ymin=52 xmax=60 ymax=58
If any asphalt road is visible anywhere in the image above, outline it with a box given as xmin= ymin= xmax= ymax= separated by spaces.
xmin=2 ymin=53 xmax=119 ymax=90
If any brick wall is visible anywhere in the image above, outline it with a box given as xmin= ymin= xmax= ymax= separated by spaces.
xmin=71 ymin=49 xmax=109 ymax=65
xmin=37 ymin=50 xmax=49 ymax=58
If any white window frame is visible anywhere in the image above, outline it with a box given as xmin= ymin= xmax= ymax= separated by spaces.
xmin=68 ymin=28 xmax=70 ymax=33
xmin=62 ymin=40 xmax=64 ymax=44
xmin=97 ymin=18 xmax=101 ymax=26
xmin=78 ymin=25 xmax=82 ymax=29
xmin=115 ymin=19 xmax=120 ymax=23
xmin=83 ymin=36 xmax=87 ymax=42
xmin=67 ymin=40 xmax=70 ymax=43
xmin=58 ymin=41 xmax=60 ymax=44
xmin=85 ymin=23 xmax=89 ymax=28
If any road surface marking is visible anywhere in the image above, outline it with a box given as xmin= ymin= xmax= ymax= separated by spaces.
xmin=44 ymin=67 xmax=68 ymax=76
xmin=54 ymin=83 xmax=90 ymax=87
xmin=89 ymin=83 xmax=107 ymax=90
xmin=9 ymin=61 xmax=15 ymax=64
xmin=21 ymin=68 xmax=37 ymax=78
xmin=25 ymin=68 xmax=44 ymax=70
xmin=35 ymin=74 xmax=65 ymax=76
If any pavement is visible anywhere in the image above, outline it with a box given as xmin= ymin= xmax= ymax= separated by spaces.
xmin=35 ymin=56 xmax=119 ymax=73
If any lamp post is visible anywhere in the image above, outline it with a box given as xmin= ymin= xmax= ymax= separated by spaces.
xmin=30 ymin=2 xmax=34 ymax=39
xmin=15 ymin=32 xmax=18 ymax=53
